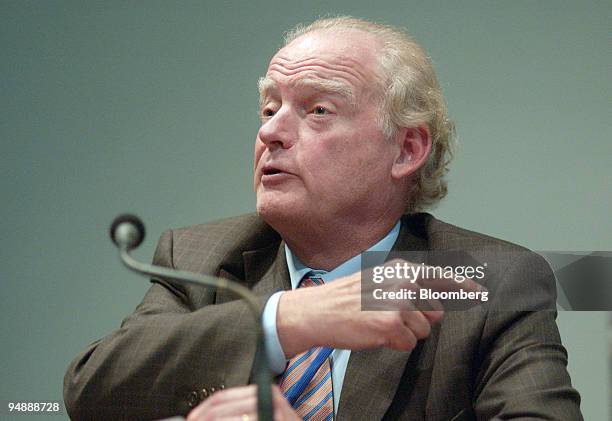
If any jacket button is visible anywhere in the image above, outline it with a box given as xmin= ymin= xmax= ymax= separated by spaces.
xmin=187 ymin=391 xmax=200 ymax=408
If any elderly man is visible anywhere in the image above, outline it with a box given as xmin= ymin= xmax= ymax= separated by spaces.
xmin=64 ymin=17 xmax=582 ymax=420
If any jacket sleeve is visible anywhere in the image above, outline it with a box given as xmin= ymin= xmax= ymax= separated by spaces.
xmin=473 ymin=252 xmax=583 ymax=420
xmin=63 ymin=230 xmax=274 ymax=421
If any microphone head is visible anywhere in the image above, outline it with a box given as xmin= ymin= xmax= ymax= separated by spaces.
xmin=110 ymin=214 xmax=146 ymax=250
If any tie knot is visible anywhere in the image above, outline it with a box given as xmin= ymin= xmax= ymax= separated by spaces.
xmin=299 ymin=274 xmax=324 ymax=288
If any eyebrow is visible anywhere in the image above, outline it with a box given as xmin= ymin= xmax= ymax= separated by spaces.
xmin=258 ymin=76 xmax=356 ymax=106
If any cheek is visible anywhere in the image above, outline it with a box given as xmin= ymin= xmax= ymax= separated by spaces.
xmin=329 ymin=134 xmax=380 ymax=170
xmin=253 ymin=139 xmax=265 ymax=167
xmin=253 ymin=139 xmax=266 ymax=190
xmin=330 ymin=139 xmax=392 ymax=185
xmin=300 ymin=140 xmax=361 ymax=191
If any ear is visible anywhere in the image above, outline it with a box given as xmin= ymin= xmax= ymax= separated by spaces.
xmin=391 ymin=125 xmax=432 ymax=180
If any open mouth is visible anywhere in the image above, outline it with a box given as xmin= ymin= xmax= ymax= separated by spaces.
xmin=261 ymin=165 xmax=293 ymax=184
xmin=263 ymin=167 xmax=283 ymax=176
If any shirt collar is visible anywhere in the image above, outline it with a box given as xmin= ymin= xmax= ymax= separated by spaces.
xmin=284 ymin=220 xmax=401 ymax=289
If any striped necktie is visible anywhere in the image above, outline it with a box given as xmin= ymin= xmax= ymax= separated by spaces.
xmin=280 ymin=275 xmax=334 ymax=420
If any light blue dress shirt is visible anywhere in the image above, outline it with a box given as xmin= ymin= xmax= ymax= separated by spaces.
xmin=262 ymin=220 xmax=401 ymax=414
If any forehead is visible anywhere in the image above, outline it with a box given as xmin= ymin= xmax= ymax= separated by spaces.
xmin=265 ymin=29 xmax=383 ymax=94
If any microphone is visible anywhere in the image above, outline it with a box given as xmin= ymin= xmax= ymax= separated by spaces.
xmin=109 ymin=214 xmax=273 ymax=420
xmin=110 ymin=214 xmax=146 ymax=250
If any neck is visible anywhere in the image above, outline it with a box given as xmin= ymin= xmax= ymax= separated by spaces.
xmin=280 ymin=213 xmax=401 ymax=271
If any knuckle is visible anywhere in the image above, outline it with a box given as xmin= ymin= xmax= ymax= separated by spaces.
xmin=406 ymin=332 xmax=417 ymax=348
xmin=385 ymin=316 xmax=404 ymax=332
xmin=384 ymin=334 xmax=401 ymax=349
xmin=399 ymin=334 xmax=417 ymax=351
xmin=376 ymin=333 xmax=390 ymax=348
xmin=414 ymin=320 xmax=431 ymax=339
xmin=425 ymin=309 xmax=444 ymax=322
xmin=432 ymin=310 xmax=445 ymax=321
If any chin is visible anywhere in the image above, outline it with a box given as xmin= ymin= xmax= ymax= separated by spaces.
xmin=256 ymin=196 xmax=305 ymax=230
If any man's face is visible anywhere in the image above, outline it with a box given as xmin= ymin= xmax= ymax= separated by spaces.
xmin=254 ymin=30 xmax=399 ymax=228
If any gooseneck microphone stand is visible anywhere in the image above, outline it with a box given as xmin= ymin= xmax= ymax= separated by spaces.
xmin=110 ymin=214 xmax=273 ymax=420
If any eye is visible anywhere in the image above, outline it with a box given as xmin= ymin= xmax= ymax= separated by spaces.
xmin=261 ymin=108 xmax=276 ymax=118
xmin=312 ymin=105 xmax=328 ymax=115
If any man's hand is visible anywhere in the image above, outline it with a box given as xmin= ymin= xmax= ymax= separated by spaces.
xmin=277 ymin=259 xmax=484 ymax=357
xmin=186 ymin=385 xmax=300 ymax=421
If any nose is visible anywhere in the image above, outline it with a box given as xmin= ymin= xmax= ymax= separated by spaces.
xmin=257 ymin=106 xmax=296 ymax=150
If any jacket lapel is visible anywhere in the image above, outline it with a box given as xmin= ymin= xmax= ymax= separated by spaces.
xmin=243 ymin=241 xmax=291 ymax=296
xmin=337 ymin=347 xmax=417 ymax=420
xmin=214 ymin=240 xmax=290 ymax=305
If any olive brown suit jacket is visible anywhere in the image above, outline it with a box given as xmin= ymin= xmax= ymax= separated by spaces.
xmin=64 ymin=213 xmax=582 ymax=420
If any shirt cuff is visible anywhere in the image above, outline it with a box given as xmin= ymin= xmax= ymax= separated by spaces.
xmin=262 ymin=291 xmax=288 ymax=375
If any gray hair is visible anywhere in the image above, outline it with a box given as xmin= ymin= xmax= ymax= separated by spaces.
xmin=284 ymin=16 xmax=455 ymax=212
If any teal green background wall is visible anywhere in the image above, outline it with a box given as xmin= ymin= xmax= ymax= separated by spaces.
xmin=2 ymin=1 xmax=610 ymax=419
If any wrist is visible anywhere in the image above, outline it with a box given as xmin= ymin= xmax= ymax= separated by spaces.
xmin=276 ymin=288 xmax=317 ymax=357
